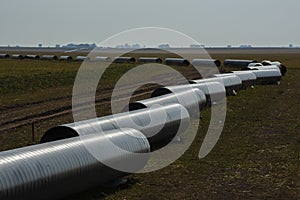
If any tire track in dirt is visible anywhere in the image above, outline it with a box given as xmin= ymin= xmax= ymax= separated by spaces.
xmin=0 ymin=71 xmax=200 ymax=132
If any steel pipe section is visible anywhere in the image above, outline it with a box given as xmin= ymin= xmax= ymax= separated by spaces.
xmin=190 ymin=75 xmax=242 ymax=96
xmin=261 ymin=60 xmax=287 ymax=76
xmin=11 ymin=54 xmax=24 ymax=59
xmin=165 ymin=58 xmax=190 ymax=66
xmin=0 ymin=53 xmax=10 ymax=59
xmin=246 ymin=63 xmax=281 ymax=73
xmin=76 ymin=56 xmax=89 ymax=61
xmin=114 ymin=57 xmax=136 ymax=64
xmin=247 ymin=61 xmax=287 ymax=76
xmin=247 ymin=65 xmax=282 ymax=74
xmin=192 ymin=59 xmax=221 ymax=67
xmin=41 ymin=55 xmax=58 ymax=60
xmin=25 ymin=54 xmax=40 ymax=60
xmin=259 ymin=60 xmax=287 ymax=76
xmin=230 ymin=71 xmax=257 ymax=88
xmin=128 ymin=88 xmax=206 ymax=116
xmin=151 ymin=82 xmax=226 ymax=106
xmin=247 ymin=63 xmax=263 ymax=68
xmin=59 ymin=55 xmax=73 ymax=61
xmin=41 ymin=104 xmax=190 ymax=151
xmin=138 ymin=57 xmax=163 ymax=64
xmin=270 ymin=61 xmax=287 ymax=76
xmin=243 ymin=69 xmax=281 ymax=85
xmin=224 ymin=59 xmax=258 ymax=69
xmin=0 ymin=128 xmax=150 ymax=200
xmin=94 ymin=56 xmax=112 ymax=62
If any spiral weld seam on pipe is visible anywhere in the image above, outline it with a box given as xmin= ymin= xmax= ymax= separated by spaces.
xmin=189 ymin=75 xmax=242 ymax=96
xmin=41 ymin=104 xmax=190 ymax=151
xmin=151 ymin=81 xmax=226 ymax=106
xmin=0 ymin=128 xmax=150 ymax=200
xmin=128 ymin=88 xmax=206 ymax=116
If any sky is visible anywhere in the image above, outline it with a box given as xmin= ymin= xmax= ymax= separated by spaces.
xmin=0 ymin=0 xmax=299 ymax=47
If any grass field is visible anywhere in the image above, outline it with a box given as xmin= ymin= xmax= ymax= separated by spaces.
xmin=0 ymin=51 xmax=299 ymax=199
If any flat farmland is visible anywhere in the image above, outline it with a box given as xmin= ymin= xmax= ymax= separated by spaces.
xmin=0 ymin=49 xmax=299 ymax=199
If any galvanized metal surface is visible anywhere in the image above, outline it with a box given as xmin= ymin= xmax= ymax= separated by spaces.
xmin=247 ymin=63 xmax=263 ymax=67
xmin=261 ymin=60 xmax=272 ymax=66
xmin=244 ymin=69 xmax=281 ymax=85
xmin=138 ymin=57 xmax=163 ymax=63
xmin=59 ymin=55 xmax=73 ymax=61
xmin=41 ymin=55 xmax=58 ymax=60
xmin=0 ymin=128 xmax=150 ymax=200
xmin=191 ymin=59 xmax=221 ymax=67
xmin=224 ymin=59 xmax=258 ymax=69
xmin=41 ymin=104 xmax=190 ymax=151
xmin=165 ymin=58 xmax=190 ymax=66
xmin=25 ymin=54 xmax=40 ymax=59
xmin=151 ymin=82 xmax=226 ymax=105
xmin=129 ymin=88 xmax=206 ymax=115
xmin=76 ymin=55 xmax=89 ymax=61
xmin=255 ymin=61 xmax=287 ymax=76
xmin=0 ymin=54 xmax=10 ymax=59
xmin=230 ymin=71 xmax=257 ymax=88
xmin=247 ymin=65 xmax=281 ymax=74
xmin=230 ymin=71 xmax=257 ymax=81
xmin=114 ymin=57 xmax=136 ymax=63
xmin=270 ymin=61 xmax=287 ymax=74
xmin=11 ymin=54 xmax=24 ymax=59
xmin=94 ymin=56 xmax=112 ymax=62
xmin=190 ymin=75 xmax=242 ymax=87
xmin=190 ymin=75 xmax=242 ymax=95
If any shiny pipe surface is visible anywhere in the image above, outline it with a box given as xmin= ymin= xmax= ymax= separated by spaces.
xmin=114 ymin=57 xmax=136 ymax=63
xmin=243 ymin=69 xmax=281 ymax=85
xmin=41 ymin=104 xmax=190 ymax=151
xmin=0 ymin=54 xmax=9 ymax=59
xmin=189 ymin=75 xmax=242 ymax=95
xmin=0 ymin=128 xmax=150 ymax=200
xmin=165 ymin=58 xmax=190 ymax=66
xmin=129 ymin=88 xmax=206 ymax=115
xmin=41 ymin=55 xmax=58 ymax=60
xmin=11 ymin=54 xmax=24 ymax=59
xmin=230 ymin=71 xmax=257 ymax=88
xmin=224 ymin=59 xmax=258 ymax=69
xmin=191 ymin=59 xmax=221 ymax=67
xmin=151 ymin=82 xmax=226 ymax=105
xmin=59 ymin=55 xmax=73 ymax=61
xmin=25 ymin=55 xmax=40 ymax=59
xmin=138 ymin=57 xmax=162 ymax=63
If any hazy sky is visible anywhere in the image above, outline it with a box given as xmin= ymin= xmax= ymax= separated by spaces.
xmin=0 ymin=0 xmax=299 ymax=47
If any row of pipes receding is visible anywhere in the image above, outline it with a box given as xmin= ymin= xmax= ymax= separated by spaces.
xmin=0 ymin=53 xmax=288 ymax=73
xmin=0 ymin=59 xmax=286 ymax=200
xmin=0 ymin=53 xmax=219 ymax=65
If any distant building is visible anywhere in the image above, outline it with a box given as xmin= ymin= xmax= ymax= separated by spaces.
xmin=289 ymin=44 xmax=293 ymax=48
xmin=115 ymin=43 xmax=141 ymax=48
xmin=38 ymin=44 xmax=42 ymax=48
xmin=55 ymin=44 xmax=61 ymax=48
xmin=158 ymin=44 xmax=170 ymax=49
xmin=227 ymin=45 xmax=232 ymax=48
xmin=132 ymin=44 xmax=141 ymax=48
xmin=62 ymin=43 xmax=96 ymax=49
xmin=240 ymin=44 xmax=252 ymax=48
xmin=124 ymin=43 xmax=131 ymax=48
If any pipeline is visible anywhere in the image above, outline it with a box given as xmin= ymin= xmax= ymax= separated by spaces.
xmin=0 ymin=128 xmax=150 ymax=200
